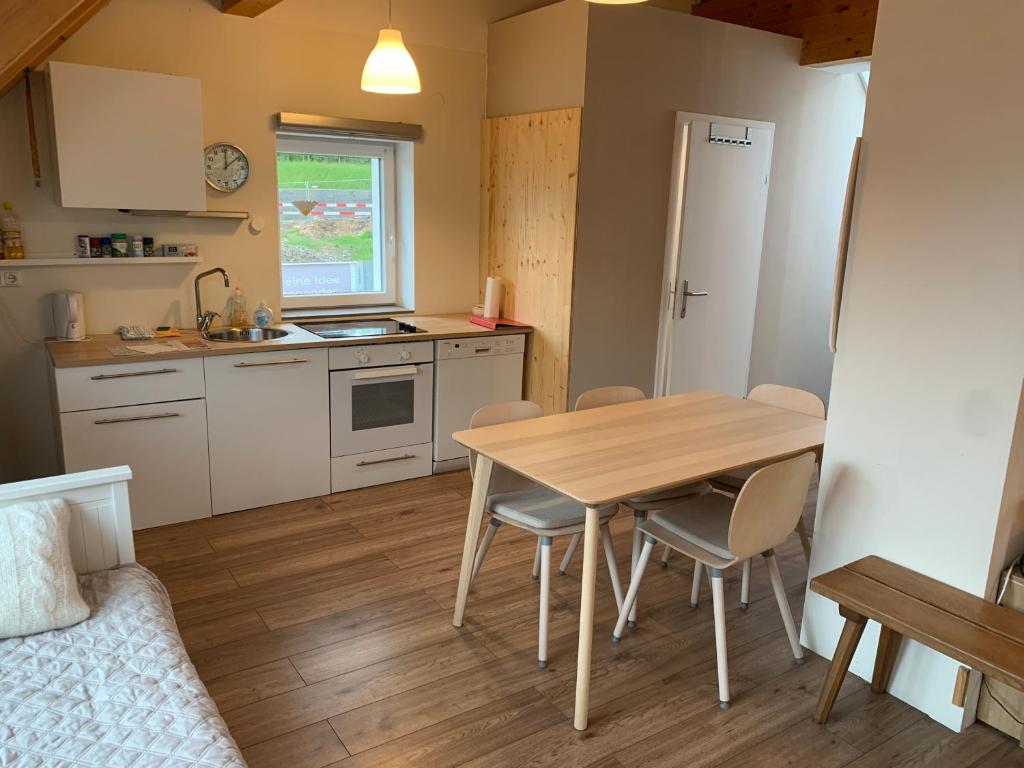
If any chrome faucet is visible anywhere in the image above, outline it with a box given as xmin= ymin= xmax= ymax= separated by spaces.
xmin=195 ymin=268 xmax=230 ymax=332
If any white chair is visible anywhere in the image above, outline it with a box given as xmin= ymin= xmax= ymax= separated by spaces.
xmin=559 ymin=386 xmax=711 ymax=629
xmin=663 ymin=384 xmax=824 ymax=610
xmin=612 ymin=452 xmax=816 ymax=709
xmin=466 ymin=400 xmax=625 ymax=668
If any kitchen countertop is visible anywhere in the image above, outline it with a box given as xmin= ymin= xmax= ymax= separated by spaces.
xmin=47 ymin=314 xmax=531 ymax=368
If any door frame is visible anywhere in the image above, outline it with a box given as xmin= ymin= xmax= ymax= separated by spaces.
xmin=653 ymin=111 xmax=776 ymax=396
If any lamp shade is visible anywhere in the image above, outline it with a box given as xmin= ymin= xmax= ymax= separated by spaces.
xmin=361 ymin=28 xmax=421 ymax=94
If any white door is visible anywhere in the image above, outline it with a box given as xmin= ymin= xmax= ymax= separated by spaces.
xmin=205 ymin=349 xmax=330 ymax=514
xmin=655 ymin=113 xmax=774 ymax=397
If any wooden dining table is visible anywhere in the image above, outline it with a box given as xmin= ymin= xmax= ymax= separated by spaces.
xmin=451 ymin=390 xmax=827 ymax=730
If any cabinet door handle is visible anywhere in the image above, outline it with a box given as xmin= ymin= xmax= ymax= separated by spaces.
xmin=90 ymin=368 xmax=179 ymax=380
xmin=356 ymin=453 xmax=417 ymax=467
xmin=94 ymin=412 xmax=181 ymax=425
xmin=234 ymin=358 xmax=309 ymax=368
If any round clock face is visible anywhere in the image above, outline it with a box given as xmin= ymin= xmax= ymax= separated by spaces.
xmin=204 ymin=143 xmax=250 ymax=192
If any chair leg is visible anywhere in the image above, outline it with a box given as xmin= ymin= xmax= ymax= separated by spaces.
xmin=660 ymin=543 xmax=672 ymax=567
xmin=628 ymin=510 xmax=645 ymax=627
xmin=709 ymin=567 xmax=730 ymax=708
xmin=601 ymin=524 xmax=625 ymax=611
xmin=538 ymin=536 xmax=552 ymax=668
xmin=740 ymin=558 xmax=751 ymax=609
xmin=532 ymin=539 xmax=542 ymax=581
xmin=763 ymin=549 xmax=804 ymax=663
xmin=795 ymin=517 xmax=812 ymax=564
xmin=690 ymin=560 xmax=704 ymax=608
xmin=560 ymin=533 xmax=581 ymax=576
xmin=470 ymin=518 xmax=501 ymax=587
xmin=612 ymin=535 xmax=656 ymax=642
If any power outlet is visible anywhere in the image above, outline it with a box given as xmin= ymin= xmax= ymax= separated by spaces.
xmin=1 ymin=271 xmax=23 ymax=287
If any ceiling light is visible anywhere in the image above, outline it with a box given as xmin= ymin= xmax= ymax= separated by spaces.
xmin=361 ymin=0 xmax=421 ymax=95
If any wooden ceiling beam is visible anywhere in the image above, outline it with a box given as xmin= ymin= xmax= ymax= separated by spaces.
xmin=692 ymin=0 xmax=878 ymax=66
xmin=0 ymin=0 xmax=110 ymax=97
xmin=221 ymin=0 xmax=287 ymax=17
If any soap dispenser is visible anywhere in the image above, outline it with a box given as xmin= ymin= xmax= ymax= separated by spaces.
xmin=253 ymin=300 xmax=274 ymax=328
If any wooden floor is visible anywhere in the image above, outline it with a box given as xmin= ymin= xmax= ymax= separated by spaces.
xmin=134 ymin=472 xmax=1022 ymax=768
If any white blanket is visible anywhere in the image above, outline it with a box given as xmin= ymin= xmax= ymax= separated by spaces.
xmin=0 ymin=565 xmax=245 ymax=767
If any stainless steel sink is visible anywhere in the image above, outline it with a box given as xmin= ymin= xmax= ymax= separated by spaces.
xmin=203 ymin=327 xmax=290 ymax=343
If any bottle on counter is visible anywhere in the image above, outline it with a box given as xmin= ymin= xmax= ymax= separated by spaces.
xmin=142 ymin=237 xmax=155 ymax=258
xmin=100 ymin=237 xmax=112 ymax=258
xmin=253 ymin=300 xmax=274 ymax=328
xmin=227 ymin=287 xmax=249 ymax=327
xmin=130 ymin=234 xmax=145 ymax=258
xmin=1 ymin=201 xmax=25 ymax=260
xmin=89 ymin=237 xmax=102 ymax=258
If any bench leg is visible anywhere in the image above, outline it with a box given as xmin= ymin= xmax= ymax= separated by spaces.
xmin=814 ymin=607 xmax=867 ymax=724
xmin=871 ymin=626 xmax=902 ymax=694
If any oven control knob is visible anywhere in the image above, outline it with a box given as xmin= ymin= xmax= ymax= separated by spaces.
xmin=357 ymin=352 xmax=370 ymax=364
xmin=399 ymin=350 xmax=411 ymax=361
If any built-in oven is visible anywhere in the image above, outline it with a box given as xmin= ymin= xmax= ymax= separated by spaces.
xmin=328 ymin=341 xmax=434 ymax=458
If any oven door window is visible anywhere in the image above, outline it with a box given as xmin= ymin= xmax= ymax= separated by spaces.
xmin=351 ymin=379 xmax=415 ymax=431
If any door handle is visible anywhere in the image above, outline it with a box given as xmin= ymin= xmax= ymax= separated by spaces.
xmin=356 ymin=453 xmax=417 ymax=467
xmin=353 ymin=365 xmax=418 ymax=381
xmin=94 ymin=412 xmax=181 ymax=425
xmin=234 ymin=358 xmax=309 ymax=368
xmin=679 ymin=280 xmax=709 ymax=318
xmin=90 ymin=368 xmax=179 ymax=380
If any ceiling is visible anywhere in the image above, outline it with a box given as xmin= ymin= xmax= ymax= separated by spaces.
xmin=258 ymin=0 xmax=693 ymax=54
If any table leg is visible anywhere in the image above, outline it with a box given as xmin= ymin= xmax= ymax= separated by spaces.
xmin=814 ymin=607 xmax=866 ymax=724
xmin=573 ymin=505 xmax=601 ymax=730
xmin=453 ymin=456 xmax=493 ymax=628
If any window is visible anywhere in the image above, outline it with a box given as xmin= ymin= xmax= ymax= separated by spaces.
xmin=277 ymin=135 xmax=398 ymax=308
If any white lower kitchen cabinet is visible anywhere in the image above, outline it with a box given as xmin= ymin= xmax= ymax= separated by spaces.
xmin=60 ymin=399 xmax=212 ymax=530
xmin=204 ymin=349 xmax=330 ymax=515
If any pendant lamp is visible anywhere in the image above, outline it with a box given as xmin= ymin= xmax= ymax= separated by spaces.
xmin=361 ymin=0 xmax=421 ymax=95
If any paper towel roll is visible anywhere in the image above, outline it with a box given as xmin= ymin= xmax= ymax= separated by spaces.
xmin=483 ymin=276 xmax=503 ymax=318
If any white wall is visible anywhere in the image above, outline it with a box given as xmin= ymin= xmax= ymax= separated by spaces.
xmin=801 ymin=0 xmax=1024 ymax=731
xmin=569 ymin=6 xmax=865 ymax=404
xmin=0 ymin=0 xmax=486 ymax=482
xmin=486 ymin=0 xmax=589 ymax=117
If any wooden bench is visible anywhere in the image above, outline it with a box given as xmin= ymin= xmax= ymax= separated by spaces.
xmin=810 ymin=555 xmax=1024 ymax=745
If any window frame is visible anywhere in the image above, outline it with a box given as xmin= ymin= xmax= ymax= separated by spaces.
xmin=276 ymin=133 xmax=399 ymax=309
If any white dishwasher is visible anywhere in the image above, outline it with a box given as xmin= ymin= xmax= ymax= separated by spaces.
xmin=433 ymin=334 xmax=526 ymax=472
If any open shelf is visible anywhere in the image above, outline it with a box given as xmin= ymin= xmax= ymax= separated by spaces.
xmin=3 ymin=257 xmax=203 ymax=267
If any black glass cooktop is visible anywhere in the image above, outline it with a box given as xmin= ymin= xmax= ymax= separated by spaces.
xmin=298 ymin=319 xmax=424 ymax=339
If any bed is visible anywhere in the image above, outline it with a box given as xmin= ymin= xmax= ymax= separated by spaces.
xmin=0 ymin=466 xmax=247 ymax=767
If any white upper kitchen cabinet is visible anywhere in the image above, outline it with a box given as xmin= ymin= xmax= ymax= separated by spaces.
xmin=205 ymin=349 xmax=331 ymax=515
xmin=47 ymin=62 xmax=207 ymax=211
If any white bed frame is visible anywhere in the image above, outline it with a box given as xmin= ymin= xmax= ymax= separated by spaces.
xmin=0 ymin=466 xmax=135 ymax=574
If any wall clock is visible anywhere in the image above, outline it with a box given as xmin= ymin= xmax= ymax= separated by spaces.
xmin=204 ymin=143 xmax=250 ymax=192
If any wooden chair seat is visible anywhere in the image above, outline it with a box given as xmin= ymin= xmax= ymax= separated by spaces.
xmin=810 ymin=555 xmax=1024 ymax=744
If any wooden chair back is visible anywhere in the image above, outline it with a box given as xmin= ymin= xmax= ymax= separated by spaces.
xmin=727 ymin=452 xmax=816 ymax=560
xmin=574 ymin=386 xmax=646 ymax=412
xmin=748 ymin=384 xmax=825 ymax=419
xmin=468 ymin=400 xmax=543 ymax=493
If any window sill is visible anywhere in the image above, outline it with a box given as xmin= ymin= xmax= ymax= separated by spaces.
xmin=281 ymin=304 xmax=414 ymax=322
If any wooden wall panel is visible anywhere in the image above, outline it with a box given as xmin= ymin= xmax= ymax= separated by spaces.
xmin=480 ymin=108 xmax=581 ymax=415
xmin=0 ymin=0 xmax=109 ymax=97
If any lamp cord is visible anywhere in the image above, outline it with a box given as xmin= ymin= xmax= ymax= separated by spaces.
xmin=388 ymin=0 xmax=392 ymax=28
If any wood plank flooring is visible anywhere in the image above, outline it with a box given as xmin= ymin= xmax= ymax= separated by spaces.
xmin=134 ymin=472 xmax=1022 ymax=768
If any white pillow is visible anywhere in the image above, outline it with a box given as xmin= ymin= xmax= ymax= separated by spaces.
xmin=0 ymin=498 xmax=90 ymax=639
